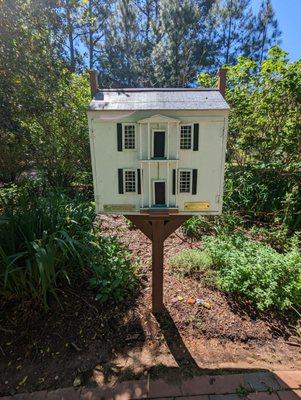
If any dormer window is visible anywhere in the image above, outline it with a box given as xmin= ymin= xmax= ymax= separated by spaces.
xmin=123 ymin=124 xmax=136 ymax=149
xmin=180 ymin=125 xmax=193 ymax=149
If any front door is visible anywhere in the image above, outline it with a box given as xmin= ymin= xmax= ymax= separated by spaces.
xmin=154 ymin=181 xmax=166 ymax=206
xmin=153 ymin=131 xmax=165 ymax=158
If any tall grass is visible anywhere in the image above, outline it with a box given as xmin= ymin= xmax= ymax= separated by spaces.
xmin=0 ymin=183 xmax=95 ymax=308
xmin=0 ymin=181 xmax=138 ymax=308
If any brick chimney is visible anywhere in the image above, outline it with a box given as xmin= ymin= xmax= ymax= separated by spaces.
xmin=89 ymin=70 xmax=99 ymax=98
xmin=217 ymin=68 xmax=227 ymax=98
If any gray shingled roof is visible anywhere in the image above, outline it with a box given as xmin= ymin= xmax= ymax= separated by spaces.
xmin=88 ymin=88 xmax=229 ymax=111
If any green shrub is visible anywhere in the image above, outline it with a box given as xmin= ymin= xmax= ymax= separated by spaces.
xmin=89 ymin=237 xmax=138 ymax=303
xmin=182 ymin=213 xmax=244 ymax=240
xmin=182 ymin=217 xmax=204 ymax=239
xmin=0 ymin=182 xmax=138 ymax=308
xmin=223 ymin=165 xmax=301 ymax=229
xmin=205 ymin=234 xmax=301 ymax=311
xmin=248 ymin=225 xmax=301 ymax=252
xmin=169 ymin=249 xmax=216 ymax=286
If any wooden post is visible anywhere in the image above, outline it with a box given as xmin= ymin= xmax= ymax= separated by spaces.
xmin=152 ymin=219 xmax=164 ymax=313
xmin=126 ymin=213 xmax=190 ymax=314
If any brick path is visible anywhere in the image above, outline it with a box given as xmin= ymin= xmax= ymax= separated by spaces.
xmin=1 ymin=371 xmax=300 ymax=400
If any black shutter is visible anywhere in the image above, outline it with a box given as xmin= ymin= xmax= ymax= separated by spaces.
xmin=117 ymin=123 xmax=122 ymax=151
xmin=118 ymin=169 xmax=124 ymax=194
xmin=193 ymin=124 xmax=199 ymax=151
xmin=192 ymin=169 xmax=198 ymax=194
xmin=137 ymin=169 xmax=141 ymax=194
xmin=172 ymin=169 xmax=176 ymax=195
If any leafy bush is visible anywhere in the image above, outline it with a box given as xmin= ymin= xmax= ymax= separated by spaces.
xmin=169 ymin=249 xmax=216 ymax=287
xmin=223 ymin=165 xmax=301 ymax=229
xmin=205 ymin=234 xmax=301 ymax=311
xmin=183 ymin=213 xmax=245 ymax=240
xmin=89 ymin=237 xmax=138 ymax=303
xmin=0 ymin=182 xmax=138 ymax=308
xmin=248 ymin=225 xmax=301 ymax=252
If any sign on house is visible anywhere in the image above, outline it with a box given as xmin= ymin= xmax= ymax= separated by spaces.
xmin=87 ymin=77 xmax=229 ymax=215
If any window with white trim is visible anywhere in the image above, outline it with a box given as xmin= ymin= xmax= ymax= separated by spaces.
xmin=124 ymin=169 xmax=136 ymax=193
xmin=179 ymin=170 xmax=191 ymax=193
xmin=123 ymin=124 xmax=136 ymax=149
xmin=180 ymin=125 xmax=192 ymax=149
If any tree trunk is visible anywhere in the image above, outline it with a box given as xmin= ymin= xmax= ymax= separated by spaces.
xmin=66 ymin=0 xmax=75 ymax=72
xmin=88 ymin=0 xmax=94 ymax=69
xmin=225 ymin=0 xmax=233 ymax=64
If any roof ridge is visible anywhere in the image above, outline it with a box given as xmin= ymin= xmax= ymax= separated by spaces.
xmin=99 ymin=88 xmax=219 ymax=92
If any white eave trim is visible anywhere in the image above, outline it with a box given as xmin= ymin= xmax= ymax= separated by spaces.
xmin=137 ymin=114 xmax=181 ymax=124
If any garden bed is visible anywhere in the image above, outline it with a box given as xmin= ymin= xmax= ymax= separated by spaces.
xmin=0 ymin=215 xmax=300 ymax=396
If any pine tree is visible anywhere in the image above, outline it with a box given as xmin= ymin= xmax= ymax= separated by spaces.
xmin=57 ymin=0 xmax=85 ymax=71
xmin=215 ymin=0 xmax=254 ymax=65
xmin=100 ymin=0 xmax=142 ymax=86
xmin=80 ymin=0 xmax=112 ymax=69
xmin=151 ymin=0 xmax=201 ymax=86
xmin=246 ymin=0 xmax=281 ymax=63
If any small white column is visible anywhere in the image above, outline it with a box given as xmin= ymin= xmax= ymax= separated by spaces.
xmin=140 ymin=161 xmax=144 ymax=208
xmin=166 ymin=162 xmax=169 ymax=207
xmin=147 ymin=122 xmax=150 ymax=160
xmin=175 ymin=160 xmax=179 ymax=207
xmin=139 ymin=124 xmax=142 ymax=159
xmin=167 ymin=122 xmax=170 ymax=159
xmin=148 ymin=162 xmax=151 ymax=208
xmin=176 ymin=122 xmax=180 ymax=159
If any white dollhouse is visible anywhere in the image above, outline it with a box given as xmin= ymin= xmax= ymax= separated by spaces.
xmin=87 ymin=81 xmax=229 ymax=215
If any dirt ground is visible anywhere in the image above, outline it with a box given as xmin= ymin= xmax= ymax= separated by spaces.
xmin=0 ymin=215 xmax=300 ymax=396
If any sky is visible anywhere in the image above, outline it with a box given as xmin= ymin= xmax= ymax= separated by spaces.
xmin=251 ymin=0 xmax=301 ymax=61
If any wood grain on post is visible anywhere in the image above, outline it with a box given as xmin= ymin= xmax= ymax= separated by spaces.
xmin=151 ymin=219 xmax=165 ymax=313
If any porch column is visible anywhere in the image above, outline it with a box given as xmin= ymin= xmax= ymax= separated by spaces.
xmin=147 ymin=122 xmax=150 ymax=160
xmin=140 ymin=161 xmax=144 ymax=208
xmin=167 ymin=122 xmax=170 ymax=159
xmin=148 ymin=162 xmax=151 ymax=208
xmin=139 ymin=123 xmax=142 ymax=159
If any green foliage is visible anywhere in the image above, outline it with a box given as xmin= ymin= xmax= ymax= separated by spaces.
xmin=183 ymin=213 xmax=244 ymax=240
xmin=22 ymin=73 xmax=91 ymax=186
xmin=249 ymin=225 xmax=301 ymax=253
xmin=169 ymin=249 xmax=216 ymax=287
xmin=0 ymin=182 xmax=138 ymax=308
xmin=89 ymin=237 xmax=138 ymax=303
xmin=205 ymin=234 xmax=301 ymax=311
xmin=200 ymin=48 xmax=301 ymax=172
xmin=198 ymin=50 xmax=301 ymax=230
xmin=223 ymin=165 xmax=301 ymax=229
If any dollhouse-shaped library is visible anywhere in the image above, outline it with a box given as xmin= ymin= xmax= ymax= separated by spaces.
xmin=87 ymin=74 xmax=229 ymax=215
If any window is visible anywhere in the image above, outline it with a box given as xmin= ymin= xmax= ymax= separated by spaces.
xmin=123 ymin=124 xmax=136 ymax=149
xmin=180 ymin=125 xmax=192 ymax=149
xmin=124 ymin=170 xmax=136 ymax=193
xmin=179 ymin=170 xmax=191 ymax=193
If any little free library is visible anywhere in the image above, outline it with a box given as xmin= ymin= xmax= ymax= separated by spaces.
xmin=87 ymin=70 xmax=229 ymax=313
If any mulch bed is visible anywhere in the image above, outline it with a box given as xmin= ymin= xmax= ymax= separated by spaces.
xmin=0 ymin=215 xmax=300 ymax=396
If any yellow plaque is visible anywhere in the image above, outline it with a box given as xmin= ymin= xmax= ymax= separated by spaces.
xmin=184 ymin=202 xmax=210 ymax=211
xmin=103 ymin=204 xmax=136 ymax=212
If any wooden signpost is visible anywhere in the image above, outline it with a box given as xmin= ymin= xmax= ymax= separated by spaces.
xmin=126 ymin=212 xmax=190 ymax=313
